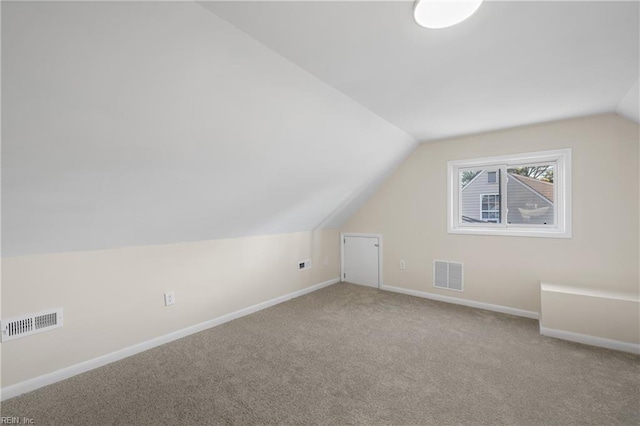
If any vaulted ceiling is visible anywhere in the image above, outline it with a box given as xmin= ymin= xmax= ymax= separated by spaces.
xmin=202 ymin=0 xmax=639 ymax=141
xmin=2 ymin=1 xmax=415 ymax=256
xmin=2 ymin=1 xmax=638 ymax=256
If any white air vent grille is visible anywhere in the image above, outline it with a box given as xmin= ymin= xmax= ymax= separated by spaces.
xmin=434 ymin=261 xmax=464 ymax=292
xmin=1 ymin=308 xmax=63 ymax=342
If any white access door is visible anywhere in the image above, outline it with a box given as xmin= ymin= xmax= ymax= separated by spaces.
xmin=342 ymin=235 xmax=380 ymax=288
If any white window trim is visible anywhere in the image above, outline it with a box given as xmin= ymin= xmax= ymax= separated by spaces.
xmin=447 ymin=148 xmax=572 ymax=238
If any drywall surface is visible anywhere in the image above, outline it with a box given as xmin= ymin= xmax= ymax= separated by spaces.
xmin=617 ymin=79 xmax=640 ymax=124
xmin=540 ymin=284 xmax=639 ymax=345
xmin=1 ymin=2 xmax=415 ymax=256
xmin=1 ymin=229 xmax=340 ymax=387
xmin=343 ymin=114 xmax=640 ymax=314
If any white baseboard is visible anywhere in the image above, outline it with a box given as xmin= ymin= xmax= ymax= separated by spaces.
xmin=380 ymin=284 xmax=540 ymax=319
xmin=1 ymin=278 xmax=340 ymax=402
xmin=379 ymin=285 xmax=639 ymax=354
xmin=540 ymin=326 xmax=640 ymax=355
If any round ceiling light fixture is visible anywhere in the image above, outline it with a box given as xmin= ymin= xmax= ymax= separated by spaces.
xmin=413 ymin=0 xmax=483 ymax=29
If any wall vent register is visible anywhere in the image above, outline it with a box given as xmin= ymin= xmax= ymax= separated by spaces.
xmin=434 ymin=261 xmax=464 ymax=291
xmin=1 ymin=308 xmax=63 ymax=342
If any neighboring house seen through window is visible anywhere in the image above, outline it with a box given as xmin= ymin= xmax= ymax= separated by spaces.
xmin=448 ymin=149 xmax=571 ymax=238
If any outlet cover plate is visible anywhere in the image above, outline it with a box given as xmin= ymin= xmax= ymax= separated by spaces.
xmin=164 ymin=291 xmax=175 ymax=306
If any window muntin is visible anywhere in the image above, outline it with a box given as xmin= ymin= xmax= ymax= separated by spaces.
xmin=448 ymin=149 xmax=571 ymax=238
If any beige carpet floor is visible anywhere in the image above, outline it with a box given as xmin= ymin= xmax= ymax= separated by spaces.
xmin=2 ymin=283 xmax=639 ymax=425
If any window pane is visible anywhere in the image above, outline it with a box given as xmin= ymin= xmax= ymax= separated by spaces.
xmin=480 ymin=194 xmax=500 ymax=222
xmin=460 ymin=167 xmax=501 ymax=224
xmin=506 ymin=165 xmax=554 ymax=225
xmin=460 ymin=169 xmax=481 ymax=190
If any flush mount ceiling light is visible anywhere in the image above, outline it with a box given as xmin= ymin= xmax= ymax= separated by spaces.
xmin=414 ymin=0 xmax=483 ymax=29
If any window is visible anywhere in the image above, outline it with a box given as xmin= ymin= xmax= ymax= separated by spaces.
xmin=480 ymin=194 xmax=500 ymax=223
xmin=448 ymin=149 xmax=571 ymax=238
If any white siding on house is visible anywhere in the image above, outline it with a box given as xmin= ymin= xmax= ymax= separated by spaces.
xmin=460 ymin=170 xmax=500 ymax=221
xmin=506 ymin=176 xmax=554 ymax=225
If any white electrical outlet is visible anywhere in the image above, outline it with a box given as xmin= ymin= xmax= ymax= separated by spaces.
xmin=400 ymin=260 xmax=406 ymax=270
xmin=164 ymin=291 xmax=175 ymax=306
xmin=323 ymin=257 xmax=329 ymax=266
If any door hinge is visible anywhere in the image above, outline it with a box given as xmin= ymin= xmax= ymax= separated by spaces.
xmin=344 ymin=238 xmax=346 ymax=244
xmin=344 ymin=273 xmax=346 ymax=278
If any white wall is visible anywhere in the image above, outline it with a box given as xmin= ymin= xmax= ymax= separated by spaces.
xmin=617 ymin=79 xmax=640 ymax=123
xmin=0 ymin=2 xmax=415 ymax=393
xmin=540 ymin=283 xmax=639 ymax=351
xmin=1 ymin=229 xmax=340 ymax=389
xmin=1 ymin=2 xmax=415 ymax=257
xmin=343 ymin=114 xmax=640 ymax=339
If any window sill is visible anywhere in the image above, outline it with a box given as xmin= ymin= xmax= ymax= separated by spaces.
xmin=448 ymin=226 xmax=571 ymax=239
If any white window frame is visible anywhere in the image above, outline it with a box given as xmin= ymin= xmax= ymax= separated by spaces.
xmin=448 ymin=148 xmax=572 ymax=238
xmin=480 ymin=193 xmax=500 ymax=223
